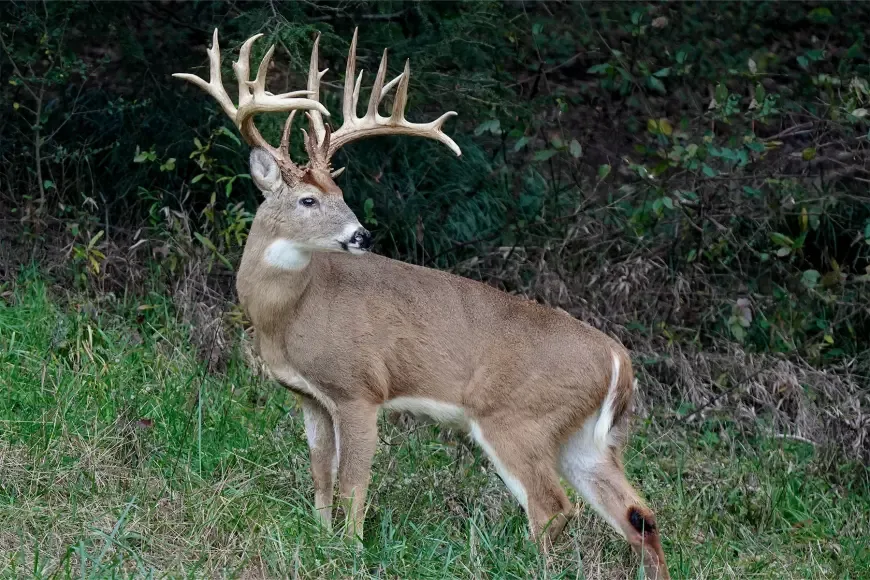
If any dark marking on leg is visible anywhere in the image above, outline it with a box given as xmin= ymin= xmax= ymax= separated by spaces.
xmin=628 ymin=506 xmax=657 ymax=536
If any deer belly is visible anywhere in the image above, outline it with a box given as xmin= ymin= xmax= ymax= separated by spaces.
xmin=270 ymin=365 xmax=337 ymax=416
xmin=382 ymin=397 xmax=468 ymax=428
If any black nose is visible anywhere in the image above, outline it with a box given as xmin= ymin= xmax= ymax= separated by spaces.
xmin=351 ymin=228 xmax=373 ymax=249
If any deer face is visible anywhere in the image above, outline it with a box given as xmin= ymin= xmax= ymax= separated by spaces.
xmin=250 ymin=148 xmax=372 ymax=261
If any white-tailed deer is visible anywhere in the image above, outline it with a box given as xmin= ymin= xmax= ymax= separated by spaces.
xmin=175 ymin=29 xmax=670 ymax=579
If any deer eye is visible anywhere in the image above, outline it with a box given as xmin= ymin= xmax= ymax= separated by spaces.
xmin=299 ymin=197 xmax=318 ymax=208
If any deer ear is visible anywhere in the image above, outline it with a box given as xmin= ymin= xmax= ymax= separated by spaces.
xmin=249 ymin=148 xmax=283 ymax=196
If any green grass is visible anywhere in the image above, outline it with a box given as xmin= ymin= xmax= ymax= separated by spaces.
xmin=1 ymin=275 xmax=868 ymax=579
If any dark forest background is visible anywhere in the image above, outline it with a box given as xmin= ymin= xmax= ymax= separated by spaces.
xmin=2 ymin=1 xmax=869 ymax=456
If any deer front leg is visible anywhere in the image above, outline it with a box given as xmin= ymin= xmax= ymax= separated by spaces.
xmin=334 ymin=402 xmax=379 ymax=542
xmin=301 ymin=397 xmax=338 ymax=530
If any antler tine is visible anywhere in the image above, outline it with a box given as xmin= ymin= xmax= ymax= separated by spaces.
xmin=233 ymin=34 xmax=262 ymax=105
xmin=379 ymin=72 xmax=404 ymax=106
xmin=306 ymin=33 xmax=330 ymax=145
xmin=172 ymin=29 xmax=237 ymax=121
xmin=367 ymin=48 xmax=389 ymax=119
xmin=352 ymin=71 xmax=364 ymax=116
xmin=342 ymin=28 xmax=359 ymax=124
xmin=390 ymin=59 xmax=411 ymax=123
xmin=279 ymin=110 xmax=297 ymax=156
xmin=366 ymin=48 xmax=387 ymax=118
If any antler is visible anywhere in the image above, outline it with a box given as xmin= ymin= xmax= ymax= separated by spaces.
xmin=173 ymin=29 xmax=330 ymax=180
xmin=304 ymin=28 xmax=461 ymax=175
xmin=175 ymin=28 xmax=460 ymax=187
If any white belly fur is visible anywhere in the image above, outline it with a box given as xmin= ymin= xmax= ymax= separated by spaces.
xmin=382 ymin=396 xmax=468 ymax=428
xmin=271 ymin=365 xmax=337 ymax=418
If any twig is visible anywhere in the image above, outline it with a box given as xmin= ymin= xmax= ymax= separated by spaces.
xmin=772 ymin=432 xmax=816 ymax=445
xmin=762 ymin=121 xmax=815 ymax=141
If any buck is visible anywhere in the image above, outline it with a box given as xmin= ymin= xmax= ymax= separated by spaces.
xmin=175 ymin=29 xmax=670 ymax=579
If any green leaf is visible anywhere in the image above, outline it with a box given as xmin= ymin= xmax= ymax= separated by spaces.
xmin=864 ymin=221 xmax=870 ymax=244
xmin=513 ymin=136 xmax=530 ymax=152
xmin=587 ymin=63 xmax=611 ymax=75
xmin=745 ymin=141 xmax=765 ymax=153
xmin=797 ymin=55 xmax=809 ymax=69
xmin=474 ymin=119 xmax=500 ymax=136
xmin=217 ymin=126 xmax=241 ymax=146
xmin=769 ymin=232 xmax=794 ymax=248
xmin=194 ymin=233 xmax=233 ymax=270
xmin=363 ymin=197 xmax=378 ymax=225
xmin=808 ymin=6 xmax=834 ymax=23
xmin=646 ymin=76 xmax=666 ymax=94
xmin=191 ymin=174 xmax=205 ymax=184
xmin=676 ymin=51 xmax=687 ymax=64
xmin=730 ymin=322 xmax=746 ymax=342
xmin=43 ymin=180 xmax=55 ymax=190
xmin=754 ymin=83 xmax=766 ymax=103
xmin=714 ymin=83 xmax=728 ymax=104
xmin=742 ymin=185 xmax=762 ymax=198
xmin=532 ymin=149 xmax=558 ymax=162
xmin=193 ymin=137 xmax=203 ymax=149
xmin=658 ymin=118 xmax=673 ymax=136
xmin=598 ymin=164 xmax=611 ymax=180
xmin=88 ymin=230 xmax=105 ymax=250
xmin=702 ymin=164 xmax=717 ymax=177
xmin=802 ymin=147 xmax=816 ymax=161
xmin=569 ymin=139 xmax=583 ymax=158
xmin=653 ymin=67 xmax=671 ymax=78
xmin=801 ymin=269 xmax=821 ymax=289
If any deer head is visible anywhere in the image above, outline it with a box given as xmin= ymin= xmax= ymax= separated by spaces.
xmin=174 ymin=29 xmax=461 ymax=260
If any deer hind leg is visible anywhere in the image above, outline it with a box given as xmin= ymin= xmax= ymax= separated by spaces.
xmin=301 ymin=397 xmax=337 ymax=531
xmin=334 ymin=403 xmax=379 ymax=542
xmin=559 ymin=427 xmax=670 ymax=580
xmin=469 ymin=420 xmax=573 ymax=548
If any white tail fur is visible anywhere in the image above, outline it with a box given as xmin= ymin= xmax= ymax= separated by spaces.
xmin=593 ymin=351 xmax=621 ymax=450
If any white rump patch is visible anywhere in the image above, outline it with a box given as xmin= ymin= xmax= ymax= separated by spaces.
xmin=264 ymin=239 xmax=311 ymax=270
xmin=469 ymin=420 xmax=529 ymax=513
xmin=557 ymin=352 xmax=627 ymax=534
xmin=593 ymin=351 xmax=621 ymax=451
xmin=382 ymin=397 xmax=467 ymax=426
xmin=558 ymin=414 xmax=623 ymax=533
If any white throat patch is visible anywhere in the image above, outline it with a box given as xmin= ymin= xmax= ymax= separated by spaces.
xmin=264 ymin=239 xmax=311 ymax=270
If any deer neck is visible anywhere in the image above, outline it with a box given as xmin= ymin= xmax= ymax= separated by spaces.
xmin=237 ymin=218 xmax=315 ymax=334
